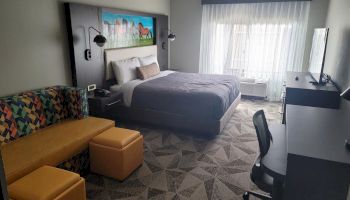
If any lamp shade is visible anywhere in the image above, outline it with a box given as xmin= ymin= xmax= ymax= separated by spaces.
xmin=93 ymin=35 xmax=107 ymax=47
xmin=168 ymin=33 xmax=176 ymax=42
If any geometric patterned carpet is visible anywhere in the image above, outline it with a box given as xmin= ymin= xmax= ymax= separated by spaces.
xmin=86 ymin=99 xmax=281 ymax=200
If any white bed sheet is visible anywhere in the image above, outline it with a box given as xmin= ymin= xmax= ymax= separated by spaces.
xmin=120 ymin=70 xmax=175 ymax=107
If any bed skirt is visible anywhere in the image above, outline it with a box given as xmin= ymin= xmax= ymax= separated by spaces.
xmin=113 ymin=93 xmax=241 ymax=136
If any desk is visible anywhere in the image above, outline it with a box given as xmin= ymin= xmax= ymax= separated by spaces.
xmin=284 ymin=105 xmax=350 ymax=200
xmin=282 ymin=72 xmax=340 ymax=123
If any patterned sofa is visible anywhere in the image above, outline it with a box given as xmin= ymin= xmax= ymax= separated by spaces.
xmin=0 ymin=86 xmax=115 ymax=184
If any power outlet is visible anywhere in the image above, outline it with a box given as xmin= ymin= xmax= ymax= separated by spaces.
xmin=85 ymin=49 xmax=92 ymax=61
xmin=87 ymin=84 xmax=96 ymax=91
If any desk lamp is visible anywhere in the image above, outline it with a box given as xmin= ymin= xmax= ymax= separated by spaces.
xmin=341 ymin=86 xmax=350 ymax=150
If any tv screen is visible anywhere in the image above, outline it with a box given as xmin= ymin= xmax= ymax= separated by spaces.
xmin=308 ymin=28 xmax=329 ymax=84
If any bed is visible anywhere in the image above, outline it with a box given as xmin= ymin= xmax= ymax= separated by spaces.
xmin=104 ymin=46 xmax=241 ymax=136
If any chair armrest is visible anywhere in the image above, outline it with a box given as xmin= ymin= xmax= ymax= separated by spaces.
xmin=251 ymin=156 xmax=264 ymax=181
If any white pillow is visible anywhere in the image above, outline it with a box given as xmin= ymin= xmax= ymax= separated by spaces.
xmin=112 ymin=57 xmax=140 ymax=84
xmin=139 ymin=55 xmax=160 ymax=69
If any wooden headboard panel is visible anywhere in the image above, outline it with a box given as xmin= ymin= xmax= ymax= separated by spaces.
xmin=104 ymin=45 xmax=158 ymax=80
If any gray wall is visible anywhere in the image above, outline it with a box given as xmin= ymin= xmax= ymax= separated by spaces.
xmin=0 ymin=0 xmax=170 ymax=96
xmin=302 ymin=0 xmax=330 ymax=71
xmin=323 ymin=0 xmax=350 ymax=92
xmin=323 ymin=0 xmax=350 ymax=109
xmin=171 ymin=0 xmax=329 ymax=73
xmin=170 ymin=0 xmax=202 ymax=73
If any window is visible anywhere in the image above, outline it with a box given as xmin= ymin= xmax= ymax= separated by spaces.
xmin=200 ymin=2 xmax=310 ymax=100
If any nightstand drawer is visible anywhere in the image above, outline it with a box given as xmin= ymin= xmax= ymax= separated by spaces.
xmin=88 ymin=92 xmax=122 ymax=119
xmin=105 ymin=99 xmax=121 ymax=107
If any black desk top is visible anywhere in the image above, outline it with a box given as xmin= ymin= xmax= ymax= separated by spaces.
xmin=286 ymin=72 xmax=338 ymax=92
xmin=286 ymin=104 xmax=350 ymax=164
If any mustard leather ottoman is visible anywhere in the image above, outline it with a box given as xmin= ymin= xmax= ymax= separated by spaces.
xmin=8 ymin=166 xmax=86 ymax=200
xmin=89 ymin=127 xmax=144 ymax=181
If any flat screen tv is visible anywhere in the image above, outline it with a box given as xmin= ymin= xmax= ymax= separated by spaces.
xmin=308 ymin=28 xmax=329 ymax=85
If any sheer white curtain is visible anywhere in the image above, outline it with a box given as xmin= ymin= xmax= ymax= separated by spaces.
xmin=199 ymin=1 xmax=310 ymax=101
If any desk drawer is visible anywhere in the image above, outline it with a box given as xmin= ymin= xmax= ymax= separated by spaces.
xmin=286 ymin=88 xmax=340 ymax=109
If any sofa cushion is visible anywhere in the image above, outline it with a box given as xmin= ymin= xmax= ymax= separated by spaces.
xmin=36 ymin=87 xmax=69 ymax=125
xmin=6 ymin=95 xmax=42 ymax=137
xmin=0 ymin=100 xmax=18 ymax=144
xmin=2 ymin=117 xmax=115 ymax=184
xmin=8 ymin=166 xmax=82 ymax=200
xmin=91 ymin=127 xmax=140 ymax=149
xmin=21 ymin=91 xmax=47 ymax=128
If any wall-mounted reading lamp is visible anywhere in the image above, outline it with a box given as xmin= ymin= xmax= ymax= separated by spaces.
xmin=85 ymin=26 xmax=107 ymax=61
xmin=168 ymin=29 xmax=176 ymax=41
xmin=162 ymin=29 xmax=176 ymax=49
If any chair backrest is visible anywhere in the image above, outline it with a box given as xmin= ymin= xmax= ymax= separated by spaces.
xmin=253 ymin=110 xmax=273 ymax=158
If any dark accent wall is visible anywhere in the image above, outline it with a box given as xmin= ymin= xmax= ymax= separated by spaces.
xmin=65 ymin=3 xmax=104 ymax=89
xmin=156 ymin=14 xmax=169 ymax=71
xmin=65 ymin=3 xmax=168 ymax=89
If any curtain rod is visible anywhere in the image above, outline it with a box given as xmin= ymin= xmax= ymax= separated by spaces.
xmin=202 ymin=0 xmax=311 ymax=5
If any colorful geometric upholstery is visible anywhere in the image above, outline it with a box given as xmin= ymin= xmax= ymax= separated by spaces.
xmin=0 ymin=86 xmax=89 ymax=144
xmin=36 ymin=86 xmax=69 ymax=125
xmin=21 ymin=92 xmax=47 ymax=128
xmin=57 ymin=148 xmax=90 ymax=177
xmin=0 ymin=100 xmax=18 ymax=144
xmin=64 ymin=87 xmax=89 ymax=119
xmin=6 ymin=95 xmax=42 ymax=137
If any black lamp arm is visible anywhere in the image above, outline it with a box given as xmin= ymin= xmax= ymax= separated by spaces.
xmin=167 ymin=29 xmax=174 ymax=34
xmin=88 ymin=26 xmax=102 ymax=50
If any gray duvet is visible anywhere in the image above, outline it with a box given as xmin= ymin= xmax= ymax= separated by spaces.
xmin=131 ymin=72 xmax=240 ymax=120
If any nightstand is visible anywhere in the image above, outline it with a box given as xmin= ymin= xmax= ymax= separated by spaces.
xmin=88 ymin=92 xmax=123 ymax=119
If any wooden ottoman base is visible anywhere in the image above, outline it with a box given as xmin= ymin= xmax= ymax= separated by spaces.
xmin=89 ymin=127 xmax=144 ymax=181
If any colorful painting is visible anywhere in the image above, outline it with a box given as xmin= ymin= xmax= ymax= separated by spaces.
xmin=102 ymin=11 xmax=155 ymax=49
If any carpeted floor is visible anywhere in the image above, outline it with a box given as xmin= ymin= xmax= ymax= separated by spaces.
xmin=86 ymin=99 xmax=281 ymax=200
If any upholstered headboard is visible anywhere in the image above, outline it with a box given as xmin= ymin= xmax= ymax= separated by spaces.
xmin=104 ymin=45 xmax=158 ymax=80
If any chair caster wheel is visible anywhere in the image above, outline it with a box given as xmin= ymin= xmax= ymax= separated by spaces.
xmin=243 ymin=192 xmax=249 ymax=200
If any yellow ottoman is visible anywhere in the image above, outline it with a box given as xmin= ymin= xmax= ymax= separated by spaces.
xmin=8 ymin=166 xmax=86 ymax=200
xmin=89 ymin=127 xmax=144 ymax=181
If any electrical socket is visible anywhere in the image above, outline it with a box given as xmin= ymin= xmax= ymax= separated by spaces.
xmin=87 ymin=84 xmax=96 ymax=91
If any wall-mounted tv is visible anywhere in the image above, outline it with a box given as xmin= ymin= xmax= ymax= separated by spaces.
xmin=308 ymin=28 xmax=329 ymax=85
xmin=102 ymin=10 xmax=156 ymax=49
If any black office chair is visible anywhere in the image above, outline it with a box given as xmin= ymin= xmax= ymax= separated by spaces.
xmin=243 ymin=110 xmax=279 ymax=200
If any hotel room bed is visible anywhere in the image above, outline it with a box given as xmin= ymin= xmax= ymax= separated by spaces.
xmin=112 ymin=70 xmax=241 ymax=136
xmin=121 ymin=71 xmax=240 ymax=120
xmin=105 ymin=46 xmax=241 ymax=136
